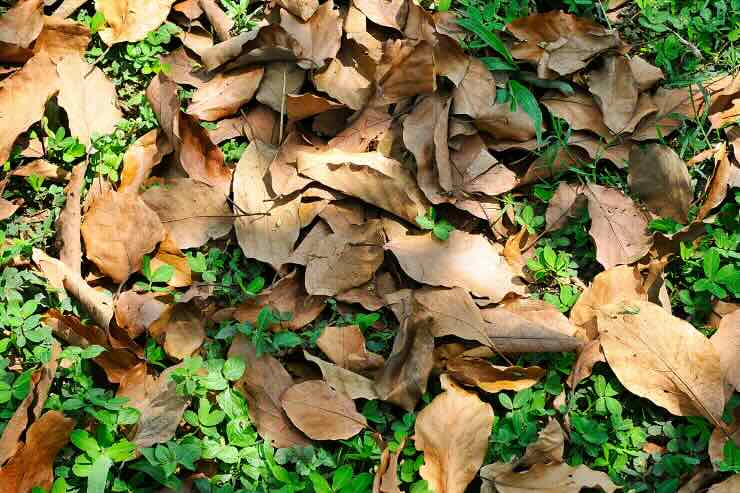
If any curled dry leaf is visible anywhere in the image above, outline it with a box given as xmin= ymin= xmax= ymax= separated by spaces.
xmin=597 ymin=301 xmax=725 ymax=425
xmin=187 ymin=66 xmax=265 ymax=121
xmin=149 ymin=303 xmax=206 ymax=360
xmin=313 ymin=57 xmax=373 ymax=111
xmin=629 ymin=144 xmax=692 ymax=223
xmin=480 ymin=462 xmax=618 ymax=493
xmin=98 ymin=0 xmax=178 ymax=45
xmin=55 ymin=161 xmax=87 ymax=274
xmin=115 ymin=291 xmax=168 ymax=339
xmin=317 ymin=325 xmax=384 ymax=372
xmin=297 ymin=148 xmax=429 ymax=222
xmin=142 ymin=178 xmax=233 ymax=250
xmin=177 ymin=111 xmax=232 ymax=196
xmin=286 ymin=93 xmax=345 ymax=120
xmin=0 ymin=411 xmax=74 ymax=493
xmin=118 ymin=129 xmax=173 ymax=193
xmin=159 ymin=48 xmax=212 ymax=88
xmin=303 ymin=351 xmax=378 ymax=400
xmin=56 ymin=54 xmax=123 ymax=147
xmin=280 ymin=1 xmax=342 ymax=69
xmin=710 ymin=310 xmax=740 ymax=399
xmin=81 ymin=189 xmax=165 ymax=283
xmin=229 ymin=337 xmax=310 ymax=447
xmin=385 ymin=230 xmax=524 ymax=302
xmin=118 ymin=363 xmax=190 ymax=448
xmin=207 ymin=105 xmax=279 ymax=145
xmin=374 ymin=440 xmax=404 ymax=493
xmin=447 ymin=357 xmax=546 ymax=393
xmin=697 ymin=143 xmax=732 ymax=221
xmin=233 ymin=141 xmax=301 ymax=269
xmin=414 ymin=376 xmax=494 ymax=493
xmin=567 ymin=339 xmax=606 ymax=388
xmin=519 ymin=418 xmax=566 ymax=466
xmin=336 ymin=271 xmax=398 ymax=311
xmin=198 ymin=0 xmax=234 ymax=41
xmin=281 ymin=380 xmax=368 ymax=440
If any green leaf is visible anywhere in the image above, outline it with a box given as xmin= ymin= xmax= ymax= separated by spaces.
xmin=222 ymin=357 xmax=246 ymax=381
xmin=415 ymin=212 xmax=435 ymax=230
xmin=309 ymin=472 xmax=331 ymax=493
xmin=436 ymin=0 xmax=452 ymax=12
xmin=333 ymin=465 xmax=353 ymax=491
xmin=703 ymin=249 xmax=720 ymax=279
xmin=245 ymin=276 xmax=265 ymax=295
xmin=216 ymin=445 xmax=240 ymax=464
xmin=273 ymin=330 xmax=303 ymax=350
xmin=71 ymin=430 xmax=100 ymax=455
xmin=106 ymin=440 xmax=136 ymax=462
xmin=457 ymin=18 xmax=513 ymax=63
xmin=150 ymin=264 xmax=174 ymax=283
xmin=217 ymin=388 xmax=247 ymax=419
xmin=509 ymin=80 xmax=543 ymax=144
xmin=51 ymin=478 xmax=68 ymax=493
xmin=80 ymin=345 xmax=106 ymax=359
xmin=433 ymin=220 xmax=454 ymax=241
xmin=87 ymin=455 xmax=113 ymax=493
xmin=499 ymin=393 xmax=513 ymax=410
xmin=175 ymin=441 xmax=202 ymax=470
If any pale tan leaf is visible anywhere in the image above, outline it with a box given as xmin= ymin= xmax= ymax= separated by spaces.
xmin=54 ymin=0 xmax=93 ymax=18
xmin=151 ymin=233 xmax=192 ymax=288
xmin=281 ymin=380 xmax=367 ymax=440
xmin=447 ymin=357 xmax=546 ymax=393
xmin=415 ymin=376 xmax=493 ymax=493
xmin=98 ymin=0 xmax=178 ymax=45
xmin=502 ymin=298 xmax=578 ymax=338
xmin=317 ymin=325 xmax=384 ymax=372
xmin=149 ymin=303 xmax=205 ymax=360
xmin=286 ymin=93 xmax=345 ymax=120
xmin=567 ymin=339 xmax=606 ymax=388
xmin=115 ymin=291 xmax=168 ymax=339
xmin=313 ymin=58 xmax=372 ymax=110
xmin=304 ymin=351 xmax=378 ymax=400
xmin=207 ymin=105 xmax=279 ymax=145
xmin=481 ymin=305 xmax=582 ymax=353
xmin=255 ymin=62 xmax=306 ymax=112
xmin=597 ymin=301 xmax=725 ymax=425
xmin=33 ymin=16 xmax=91 ymax=62
xmin=586 ymin=55 xmax=638 ymax=134
xmin=708 ymin=475 xmax=740 ymax=493
xmin=119 ymin=129 xmax=173 ymax=193
xmin=276 ymin=0 xmax=318 ymax=20
xmin=198 ymin=0 xmax=234 ymax=40
xmin=55 ymin=161 xmax=87 ymax=274
xmin=280 ymin=1 xmax=342 ymax=69
xmin=353 ymin=0 xmax=408 ymax=30
xmin=329 ymin=105 xmax=393 ymax=153
xmin=481 ymin=462 xmax=618 ymax=493
xmin=629 ymin=143 xmax=692 ymax=223
xmin=376 ymin=39 xmax=435 ymax=103
xmin=187 ymin=66 xmax=264 ymax=121
xmin=12 ymin=159 xmax=69 ymax=181
xmin=0 ymin=0 xmax=44 ymax=49
xmin=711 ymin=310 xmax=740 ymax=399
xmin=629 ymin=55 xmax=664 ymax=91
xmin=520 ymin=418 xmax=566 ymax=466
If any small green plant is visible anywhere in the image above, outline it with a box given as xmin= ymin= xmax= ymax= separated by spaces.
xmin=70 ymin=430 xmax=137 ymax=493
xmin=489 ymin=387 xmax=551 ymax=463
xmin=309 ymin=464 xmax=373 ymax=493
xmin=40 ymin=121 xmax=86 ymax=164
xmin=140 ymin=439 xmax=202 ymax=479
xmin=135 ymin=255 xmax=174 ymax=292
xmin=527 ymin=246 xmax=578 ymax=283
xmin=692 ymin=248 xmax=738 ymax=300
xmin=416 ymin=207 xmax=454 ymax=240
xmin=542 ymin=284 xmax=580 ymax=313
xmin=186 ymin=247 xmax=265 ymax=304
xmin=515 ymin=204 xmax=544 ymax=235
xmin=221 ymin=0 xmax=264 ymax=33
xmin=169 ymin=356 xmax=245 ymax=397
xmin=717 ymin=440 xmax=740 ymax=472
xmin=215 ymin=307 xmax=299 ymax=356
xmin=221 ymin=139 xmax=248 ymax=163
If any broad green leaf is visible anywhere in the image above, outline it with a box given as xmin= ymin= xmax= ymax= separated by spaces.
xmin=309 ymin=472 xmax=331 ymax=493
xmin=150 ymin=264 xmax=174 ymax=283
xmin=87 ymin=455 xmax=114 ymax=493
xmin=457 ymin=18 xmax=513 ymax=63
xmin=71 ymin=430 xmax=101 ymax=455
xmin=703 ymin=249 xmax=720 ymax=279
xmin=223 ymin=357 xmax=246 ymax=381
xmin=333 ymin=464 xmax=353 ymax=491
xmin=509 ymin=80 xmax=543 ymax=144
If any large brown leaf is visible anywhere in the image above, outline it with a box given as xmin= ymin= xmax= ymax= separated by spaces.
xmin=229 ymin=337 xmax=310 ymax=447
xmin=597 ymin=301 xmax=725 ymax=425
xmin=711 ymin=310 xmax=740 ymax=400
xmin=376 ymin=39 xmax=435 ymax=103
xmin=385 ymin=230 xmax=524 ymax=302
xmin=141 ymin=178 xmax=233 ymax=250
xmin=276 ymin=0 xmax=319 ymax=20
xmin=233 ymin=141 xmax=302 ymax=269
xmin=255 ymin=61 xmax=306 ymax=112
xmin=586 ymin=55 xmax=638 ymax=134
xmin=303 ymin=351 xmax=379 ymax=400
xmin=481 ymin=462 xmax=618 ymax=493
xmin=0 ymin=53 xmax=59 ymax=164
xmin=98 ymin=0 xmax=178 ymax=45
xmin=0 ymin=0 xmax=44 ymax=50
xmin=296 ymin=148 xmax=429 ymax=222
xmin=631 ymin=87 xmax=700 ymax=141
xmin=317 ymin=325 xmax=384 ymax=372
xmin=0 ymin=411 xmax=74 ymax=493
xmin=198 ymin=0 xmax=234 ymax=40
xmin=280 ymin=1 xmax=342 ymax=69
xmin=177 ymin=111 xmax=232 ymax=197
xmin=415 ymin=376 xmax=493 ymax=493
xmin=447 ymin=357 xmax=546 ymax=393
xmin=118 ymin=129 xmax=173 ymax=193
xmin=149 ymin=303 xmax=205 ymax=360
xmin=520 ymin=418 xmax=566 ymax=466
xmin=117 ymin=363 xmax=190 ymax=448
xmin=115 ymin=291 xmax=168 ymax=339
xmin=481 ymin=305 xmax=582 ymax=353
xmin=584 ymin=183 xmax=652 ymax=269
xmin=281 ymin=380 xmax=367 ymax=440
xmin=353 ymin=0 xmax=408 ymax=30
xmin=187 ymin=66 xmax=264 ymax=121
xmin=33 ymin=16 xmax=91 ymax=62
xmin=313 ymin=58 xmax=373 ymax=111
xmin=629 ymin=144 xmax=692 ymax=223
xmin=55 ymin=161 xmax=87 ymax=274
xmin=56 ymin=54 xmax=123 ymax=147
xmin=81 ymin=190 xmax=165 ymax=283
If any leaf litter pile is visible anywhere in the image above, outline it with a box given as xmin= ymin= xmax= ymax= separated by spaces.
xmin=0 ymin=0 xmax=739 ymax=492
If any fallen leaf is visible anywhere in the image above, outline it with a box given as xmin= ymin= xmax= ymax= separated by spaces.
xmin=176 ymin=111 xmax=232 ymax=195
xmin=115 ymin=291 xmax=168 ymax=339
xmin=118 ymin=363 xmax=190 ymax=448
xmin=178 ymin=22 xmax=215 ymax=58
xmin=119 ymin=129 xmax=173 ymax=193
xmin=481 ymin=305 xmax=582 ymax=353
xmin=447 ymin=357 xmax=546 ymax=393
xmin=374 ymin=440 xmax=404 ymax=493
xmin=631 ymin=87 xmax=700 ymax=141
xmin=285 ymin=92 xmax=345 ymax=120
xmin=541 ymin=91 xmax=614 ymax=140
xmin=629 ymin=55 xmax=664 ymax=91
xmin=711 ymin=310 xmax=740 ymax=399
xmin=55 ymin=161 xmax=87 ymax=274
xmin=151 ymin=233 xmax=193 ymax=288
xmin=336 ymin=271 xmax=398 ymax=311
xmin=506 ymin=11 xmax=620 ymax=78
xmin=385 ymin=230 xmax=524 ymax=302
xmin=233 ymin=141 xmax=302 ymax=269
xmin=0 ymin=411 xmax=74 ymax=493
xmin=149 ymin=303 xmax=205 ymax=360
xmin=708 ymin=475 xmax=740 ymax=493
xmin=353 ymin=0 xmax=408 ymax=30
xmin=503 ymin=298 xmax=578 ymax=338
xmin=187 ymin=66 xmax=264 ymax=121
xmin=520 ymin=418 xmax=566 ymax=466
xmin=0 ymin=198 xmax=19 ymax=221
xmin=676 ymin=467 xmax=719 ymax=493
xmin=415 ymin=375 xmax=494 ymax=493
xmin=255 ymin=61 xmax=306 ymax=112
xmin=98 ymin=0 xmax=178 ymax=45
xmin=158 ymin=47 xmax=212 ymax=88
xmin=629 ymin=143 xmax=692 ymax=222
xmin=198 ymin=0 xmax=234 ymax=40
xmin=281 ymin=380 xmax=367 ymax=440
xmin=296 ymin=149 xmax=429 ymax=222
xmin=0 ymin=53 xmax=59 ymax=164
xmin=0 ymin=0 xmax=44 ymax=50
xmin=584 ymin=183 xmax=652 ymax=269
xmin=481 ymin=462 xmax=618 ymax=493
xmin=313 ymin=57 xmax=373 ymax=111
xmin=317 ymin=325 xmax=384 ymax=372
xmin=304 ymin=351 xmax=379 ymax=400
xmin=586 ymin=55 xmax=638 ymax=134
xmin=275 ymin=0 xmax=318 ymax=20
xmin=53 ymin=0 xmax=94 ymax=18
xmin=697 ymin=143 xmax=732 ymax=221
xmin=81 ymin=189 xmax=165 ymax=283
xmin=567 ymin=339 xmax=606 ymax=388
xmin=207 ymin=105 xmax=279 ymax=144
xmin=376 ymin=39 xmax=435 ymax=103
xmin=11 ymin=159 xmax=69 ymax=181
xmin=56 ymin=54 xmax=123 ymax=147
xmin=280 ymin=1 xmax=342 ymax=69
xmin=598 ymin=301 xmax=725 ymax=425
xmin=708 ymin=407 xmax=740 ymax=470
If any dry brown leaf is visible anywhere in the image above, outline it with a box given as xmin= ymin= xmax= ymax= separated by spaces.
xmin=57 ymin=54 xmax=123 ymax=147
xmin=481 ymin=462 xmax=618 ymax=493
xmin=286 ymin=93 xmax=345 ymax=120
xmin=207 ymin=105 xmax=279 ymax=144
xmin=506 ymin=11 xmax=620 ymax=78
xmin=280 ymin=1 xmax=342 ymax=69
xmin=520 ymin=418 xmax=566 ymax=466
xmin=198 ymin=0 xmax=234 ymax=40
xmin=0 ymin=411 xmax=74 ymax=493
xmin=314 ymin=58 xmax=373 ymax=110
xmin=149 ymin=303 xmax=205 ymax=360
xmin=481 ymin=305 xmax=582 ymax=353
xmin=303 ymin=351 xmax=379 ymax=400
xmin=415 ymin=376 xmax=493 ymax=493
xmin=630 ymin=55 xmax=664 ymax=91
xmin=34 ymin=16 xmax=91 ymax=63
xmin=0 ymin=53 xmax=59 ymax=164
xmin=571 ymin=265 xmax=647 ymax=340
xmin=200 ymin=29 xmax=261 ymax=70
xmin=176 ymin=111 xmax=232 ymax=195
xmin=567 ymin=339 xmax=606 ymax=388
xmin=598 ymin=301 xmax=725 ymax=425
xmin=374 ymin=440 xmax=404 ymax=493
xmin=229 ymin=337 xmax=310 ymax=447
xmin=151 ymin=233 xmax=193 ymax=288
xmin=178 ymin=22 xmax=215 ymax=58
xmin=570 ymin=132 xmax=631 ymax=168
xmin=629 ymin=143 xmax=692 ymax=223
xmin=187 ymin=66 xmax=264 ymax=121
xmin=55 ymin=161 xmax=87 ymax=274
xmin=119 ymin=129 xmax=173 ymax=192
xmin=697 ymin=143 xmax=732 ymax=221
xmin=586 ymin=55 xmax=638 ymax=134
xmin=328 ymin=105 xmax=392 ymax=152
xmin=255 ymin=61 xmax=306 ymax=112
xmin=234 ymin=141 xmax=301 ymax=269
xmin=0 ymin=198 xmax=19 ymax=222
xmin=81 ymin=190 xmax=165 ymax=283
xmin=631 ymin=87 xmax=700 ymax=141
xmin=353 ymin=0 xmax=408 ymax=30
xmin=708 ymin=475 xmax=740 ymax=493
xmin=98 ymin=0 xmax=178 ymax=45
xmin=297 ymin=148 xmax=429 ymax=222
xmin=709 ymin=407 xmax=740 ymax=470
xmin=541 ymin=91 xmax=614 ymax=140
xmin=142 ymin=178 xmax=233 ymax=249
xmin=336 ymin=271 xmax=398 ymax=311
xmin=276 ymin=0 xmax=318 ymax=20
xmin=711 ymin=310 xmax=740 ymax=399
xmin=584 ymin=183 xmax=652 ymax=269
xmin=317 ymin=325 xmax=384 ymax=372
xmin=117 ymin=363 xmax=190 ymax=448
xmin=115 ymin=291 xmax=168 ymax=339
xmin=159 ymin=47 xmax=213 ymax=88
xmin=54 ymin=0 xmax=93 ymax=18
xmin=385 ymin=230 xmax=524 ymax=302
xmin=447 ymin=357 xmax=546 ymax=393
xmin=376 ymin=39 xmax=435 ymax=103
xmin=12 ymin=159 xmax=70 ymax=181
xmin=0 ymin=0 xmax=44 ymax=49
xmin=281 ymin=380 xmax=367 ymax=440
xmin=503 ymin=298 xmax=578 ymax=338
xmin=452 ymin=135 xmax=518 ymax=196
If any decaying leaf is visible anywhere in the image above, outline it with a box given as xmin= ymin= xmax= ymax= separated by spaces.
xmin=415 ymin=376 xmax=494 ymax=493
xmin=281 ymin=380 xmax=367 ymax=440
xmin=374 ymin=440 xmax=404 ymax=493
xmin=151 ymin=233 xmax=193 ymax=288
xmin=98 ymin=0 xmax=178 ymax=45
xmin=176 ymin=111 xmax=233 ymax=196
xmin=119 ymin=129 xmax=173 ymax=193
xmin=303 ymin=351 xmax=379 ymax=400
xmin=353 ymin=0 xmax=408 ymax=30
xmin=519 ymin=418 xmax=566 ymax=466
xmin=187 ymin=66 xmax=264 ymax=121
xmin=597 ymin=301 xmax=725 ymax=425
xmin=586 ymin=55 xmax=639 ymax=134
xmin=115 ymin=291 xmax=168 ymax=339
xmin=55 ymin=161 xmax=87 ymax=274
xmin=317 ymin=325 xmax=384 ymax=372
xmin=81 ymin=190 xmax=165 ymax=283
xmin=280 ymin=1 xmax=342 ymax=69
xmin=629 ymin=144 xmax=692 ymax=223
xmin=481 ymin=462 xmax=618 ymax=493
xmin=447 ymin=357 xmax=546 ymax=393
xmin=149 ymin=303 xmax=206 ymax=360
xmin=377 ymin=39 xmax=436 ymax=102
